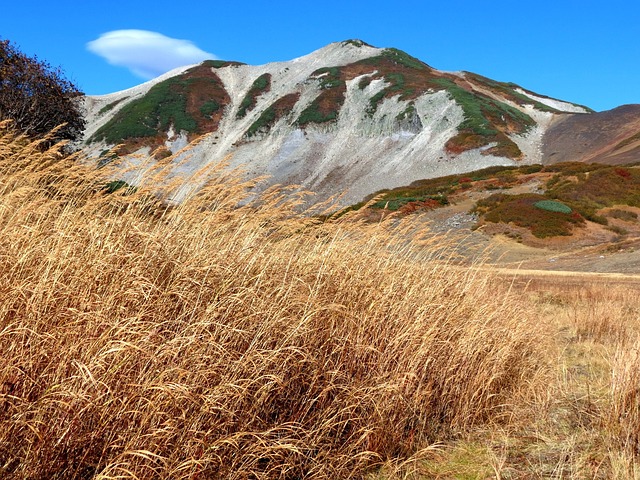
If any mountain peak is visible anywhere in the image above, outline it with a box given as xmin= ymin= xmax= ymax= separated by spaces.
xmin=338 ymin=39 xmax=374 ymax=48
xmin=81 ymin=41 xmax=638 ymax=208
xmin=290 ymin=39 xmax=381 ymax=66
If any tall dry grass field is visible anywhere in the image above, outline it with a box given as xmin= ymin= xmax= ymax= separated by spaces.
xmin=0 ymin=123 xmax=549 ymax=478
xmin=469 ymin=275 xmax=640 ymax=479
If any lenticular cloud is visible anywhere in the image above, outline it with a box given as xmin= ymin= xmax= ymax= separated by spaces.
xmin=87 ymin=30 xmax=216 ymax=79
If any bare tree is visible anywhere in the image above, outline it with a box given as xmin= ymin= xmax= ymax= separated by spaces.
xmin=0 ymin=39 xmax=85 ymax=146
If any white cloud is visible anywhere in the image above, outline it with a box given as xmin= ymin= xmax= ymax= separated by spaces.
xmin=87 ymin=30 xmax=216 ymax=79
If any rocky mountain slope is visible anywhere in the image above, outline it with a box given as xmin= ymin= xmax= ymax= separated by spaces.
xmin=82 ymin=40 xmax=637 ymax=205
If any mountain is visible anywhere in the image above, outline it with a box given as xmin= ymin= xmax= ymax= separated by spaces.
xmin=82 ymin=40 xmax=637 ymax=205
xmin=543 ymin=104 xmax=640 ymax=165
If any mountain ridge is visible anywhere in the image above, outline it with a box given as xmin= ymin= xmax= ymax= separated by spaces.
xmin=82 ymin=40 xmax=637 ymax=206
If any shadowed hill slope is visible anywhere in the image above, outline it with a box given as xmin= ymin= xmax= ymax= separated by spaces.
xmin=543 ymin=104 xmax=640 ymax=165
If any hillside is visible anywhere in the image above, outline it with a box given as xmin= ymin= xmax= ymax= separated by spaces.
xmin=83 ymin=40 xmax=600 ymax=206
xmin=543 ymin=104 xmax=640 ymax=164
xmin=351 ymin=161 xmax=640 ymax=273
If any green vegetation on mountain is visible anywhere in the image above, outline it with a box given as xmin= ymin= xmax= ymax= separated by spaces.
xmin=246 ymin=107 xmax=276 ymax=137
xmin=357 ymin=76 xmax=373 ymax=90
xmin=247 ymin=44 xmax=552 ymax=140
xmin=199 ymin=100 xmax=220 ymax=117
xmin=92 ymin=78 xmax=195 ymax=142
xmin=433 ymin=79 xmax=536 ymax=135
xmin=245 ymin=93 xmax=300 ymax=137
xmin=296 ymin=100 xmax=340 ymax=125
xmin=379 ymin=47 xmax=431 ymax=70
xmin=98 ymin=97 xmax=128 ymax=116
xmin=534 ymin=199 xmax=573 ymax=214
xmin=91 ymin=64 xmax=230 ymax=146
xmin=313 ymin=67 xmax=344 ymax=89
xmin=102 ymin=179 xmax=137 ymax=195
xmin=340 ymin=39 xmax=371 ymax=48
xmin=236 ymin=73 xmax=271 ymax=119
xmin=296 ymin=67 xmax=346 ymax=126
xmin=358 ymin=53 xmax=429 ymax=115
xmin=463 ymin=73 xmax=594 ymax=113
xmin=432 ymin=78 xmax=534 ymax=159
xmin=201 ymin=59 xmax=246 ymax=69
xmin=366 ymin=72 xmax=412 ymax=115
xmin=463 ymin=73 xmax=558 ymax=113
xmin=344 ymin=48 xmax=537 ymax=159
xmin=396 ymin=102 xmax=417 ymax=122
xmin=297 ymin=49 xmax=430 ymax=127
xmin=87 ymin=45 xmax=593 ymax=162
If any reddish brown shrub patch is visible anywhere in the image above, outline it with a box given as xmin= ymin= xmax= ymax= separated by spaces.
xmin=615 ymin=167 xmax=631 ymax=179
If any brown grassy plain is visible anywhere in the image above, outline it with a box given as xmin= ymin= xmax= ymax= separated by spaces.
xmin=428 ymin=271 xmax=640 ymax=479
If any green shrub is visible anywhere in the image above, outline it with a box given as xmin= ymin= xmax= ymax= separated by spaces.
xmin=97 ymin=149 xmax=118 ymax=168
xmin=246 ymin=106 xmax=276 ymax=137
xmin=430 ymin=78 xmax=533 ymax=158
xmin=201 ymin=60 xmax=245 ymax=69
xmin=199 ymin=100 xmax=220 ymax=117
xmin=534 ymin=200 xmax=572 ymax=214
xmin=297 ymin=101 xmax=338 ymax=125
xmin=518 ymin=164 xmax=544 ymax=174
xmin=245 ymin=93 xmax=300 ymax=137
xmin=296 ymin=68 xmax=345 ymax=125
xmin=91 ymin=65 xmax=229 ymax=145
xmin=432 ymin=78 xmax=535 ymax=137
xmin=92 ymin=77 xmax=198 ymax=143
xmin=341 ymin=39 xmax=369 ymax=47
xmin=381 ymin=48 xmax=429 ymax=70
xmin=366 ymin=90 xmax=387 ymax=115
xmin=463 ymin=73 xmax=562 ymax=113
xmin=358 ymin=77 xmax=372 ymax=90
xmin=365 ymin=72 xmax=417 ymax=116
xmin=312 ymin=67 xmax=343 ymax=89
xmin=396 ymin=102 xmax=417 ymax=121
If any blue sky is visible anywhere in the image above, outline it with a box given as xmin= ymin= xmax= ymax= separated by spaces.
xmin=1 ymin=0 xmax=638 ymax=112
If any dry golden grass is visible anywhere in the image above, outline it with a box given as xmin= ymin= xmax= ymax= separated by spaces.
xmin=0 ymin=124 xmax=548 ymax=478
xmin=465 ymin=276 xmax=640 ymax=479
xmin=3 ymin=122 xmax=640 ymax=479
